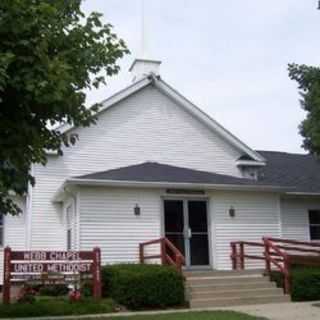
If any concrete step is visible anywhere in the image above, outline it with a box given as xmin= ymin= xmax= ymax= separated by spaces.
xmin=187 ymin=281 xmax=277 ymax=293
xmin=186 ymin=275 xmax=268 ymax=286
xmin=184 ymin=269 xmax=264 ymax=278
xmin=190 ymin=294 xmax=290 ymax=308
xmin=189 ymin=287 xmax=283 ymax=300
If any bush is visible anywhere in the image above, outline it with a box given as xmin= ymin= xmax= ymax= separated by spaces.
xmin=81 ymin=281 xmax=93 ymax=297
xmin=269 ymin=271 xmax=284 ymax=289
xmin=291 ymin=267 xmax=320 ymax=301
xmin=0 ymin=298 xmax=115 ymax=318
xmin=269 ymin=267 xmax=320 ymax=301
xmin=16 ymin=285 xmax=37 ymax=304
xmin=102 ymin=264 xmax=185 ymax=310
xmin=39 ymin=284 xmax=69 ymax=296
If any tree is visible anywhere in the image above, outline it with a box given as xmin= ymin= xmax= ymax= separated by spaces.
xmin=0 ymin=1 xmax=129 ymax=215
xmin=288 ymin=64 xmax=320 ymax=156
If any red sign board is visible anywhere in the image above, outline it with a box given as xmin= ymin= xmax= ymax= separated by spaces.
xmin=2 ymin=247 xmax=102 ymax=304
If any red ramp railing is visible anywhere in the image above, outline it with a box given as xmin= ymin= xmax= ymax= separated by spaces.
xmin=139 ymin=237 xmax=185 ymax=273
xmin=231 ymin=237 xmax=320 ymax=294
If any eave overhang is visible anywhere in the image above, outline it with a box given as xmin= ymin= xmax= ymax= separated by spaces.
xmin=52 ymin=178 xmax=293 ymax=203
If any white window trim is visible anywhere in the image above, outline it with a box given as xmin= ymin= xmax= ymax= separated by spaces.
xmin=64 ymin=199 xmax=75 ymax=251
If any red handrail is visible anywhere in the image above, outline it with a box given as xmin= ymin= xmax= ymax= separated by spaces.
xmin=231 ymin=237 xmax=320 ymax=294
xmin=230 ymin=241 xmax=265 ymax=270
xmin=263 ymin=238 xmax=291 ymax=293
xmin=139 ymin=237 xmax=185 ymax=273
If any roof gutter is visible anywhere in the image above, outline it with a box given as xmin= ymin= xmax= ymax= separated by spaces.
xmin=52 ymin=179 xmax=319 ymax=202
xmin=284 ymin=192 xmax=320 ymax=197
xmin=65 ymin=178 xmax=293 ymax=192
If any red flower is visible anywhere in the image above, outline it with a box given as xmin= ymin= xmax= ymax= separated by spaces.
xmin=69 ymin=290 xmax=81 ymax=302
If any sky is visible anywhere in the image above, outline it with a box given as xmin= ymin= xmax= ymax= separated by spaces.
xmin=82 ymin=0 xmax=320 ymax=154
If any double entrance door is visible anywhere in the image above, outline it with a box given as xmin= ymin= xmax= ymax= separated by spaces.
xmin=163 ymin=199 xmax=210 ymax=268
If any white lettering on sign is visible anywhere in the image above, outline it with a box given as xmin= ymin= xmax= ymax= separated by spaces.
xmin=12 ymin=263 xmax=91 ymax=273
xmin=14 ymin=263 xmax=44 ymax=273
xmin=47 ymin=263 xmax=91 ymax=273
xmin=49 ymin=252 xmax=80 ymax=261
xmin=21 ymin=251 xmax=82 ymax=261
xmin=23 ymin=252 xmax=47 ymax=261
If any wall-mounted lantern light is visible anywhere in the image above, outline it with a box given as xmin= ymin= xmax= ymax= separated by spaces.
xmin=229 ymin=206 xmax=236 ymax=218
xmin=134 ymin=204 xmax=141 ymax=216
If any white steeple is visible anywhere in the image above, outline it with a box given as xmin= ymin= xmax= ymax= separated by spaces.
xmin=129 ymin=58 xmax=162 ymax=82
xmin=129 ymin=0 xmax=162 ymax=82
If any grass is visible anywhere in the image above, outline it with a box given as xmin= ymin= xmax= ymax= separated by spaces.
xmin=0 ymin=298 xmax=115 ymax=318
xmin=0 ymin=297 xmax=269 ymax=319
xmin=83 ymin=311 xmax=269 ymax=320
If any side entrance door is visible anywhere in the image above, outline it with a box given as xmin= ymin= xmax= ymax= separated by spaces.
xmin=163 ymin=199 xmax=210 ymax=268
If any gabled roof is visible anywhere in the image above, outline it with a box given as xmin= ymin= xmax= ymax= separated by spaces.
xmin=258 ymin=151 xmax=320 ymax=194
xmin=67 ymin=162 xmax=288 ymax=192
xmin=56 ymin=73 xmax=265 ymax=163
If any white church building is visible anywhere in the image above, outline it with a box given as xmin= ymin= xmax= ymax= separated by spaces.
xmin=1 ymin=58 xmax=320 ymax=283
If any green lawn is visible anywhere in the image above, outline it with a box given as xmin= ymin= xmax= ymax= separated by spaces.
xmin=84 ymin=311 xmax=268 ymax=320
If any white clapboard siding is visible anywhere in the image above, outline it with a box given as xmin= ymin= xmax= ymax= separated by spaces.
xmin=60 ymin=85 xmax=242 ymax=176
xmin=210 ymin=191 xmax=281 ymax=270
xmin=79 ymin=187 xmax=162 ymax=264
xmin=281 ymin=198 xmax=320 ymax=241
xmin=0 ymin=197 xmax=26 ymax=284
xmin=30 ymin=85 xmax=243 ymax=251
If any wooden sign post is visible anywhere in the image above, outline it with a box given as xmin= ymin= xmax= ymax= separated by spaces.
xmin=2 ymin=247 xmax=102 ymax=304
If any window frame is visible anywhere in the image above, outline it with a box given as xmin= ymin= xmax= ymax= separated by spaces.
xmin=308 ymin=210 xmax=320 ymax=241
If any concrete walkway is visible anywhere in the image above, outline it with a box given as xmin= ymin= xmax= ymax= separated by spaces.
xmin=226 ymin=301 xmax=320 ymax=320
xmin=2 ymin=301 xmax=320 ymax=320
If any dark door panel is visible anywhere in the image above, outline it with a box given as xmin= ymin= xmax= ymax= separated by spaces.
xmin=164 ymin=200 xmax=185 ymax=256
xmin=188 ymin=201 xmax=209 ymax=266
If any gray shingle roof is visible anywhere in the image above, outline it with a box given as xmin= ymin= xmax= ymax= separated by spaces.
xmin=74 ymin=152 xmax=320 ymax=193
xmin=257 ymin=151 xmax=320 ymax=193
xmin=75 ymin=162 xmax=285 ymax=189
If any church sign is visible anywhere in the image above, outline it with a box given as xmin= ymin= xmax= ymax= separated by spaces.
xmin=3 ymin=247 xmax=102 ymax=304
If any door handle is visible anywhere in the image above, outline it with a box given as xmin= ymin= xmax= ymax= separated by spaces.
xmin=183 ymin=228 xmax=192 ymax=239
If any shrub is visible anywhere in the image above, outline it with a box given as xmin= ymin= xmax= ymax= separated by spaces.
xmin=101 ymin=264 xmax=185 ymax=310
xmin=269 ymin=271 xmax=284 ymax=289
xmin=39 ymin=284 xmax=69 ymax=296
xmin=0 ymin=298 xmax=115 ymax=318
xmin=81 ymin=281 xmax=93 ymax=297
xmin=291 ymin=267 xmax=320 ymax=301
xmin=269 ymin=267 xmax=320 ymax=301
xmin=17 ymin=285 xmax=37 ymax=304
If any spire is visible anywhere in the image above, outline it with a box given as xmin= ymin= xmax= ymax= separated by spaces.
xmin=129 ymin=0 xmax=162 ymax=82
xmin=141 ymin=0 xmax=147 ymax=58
